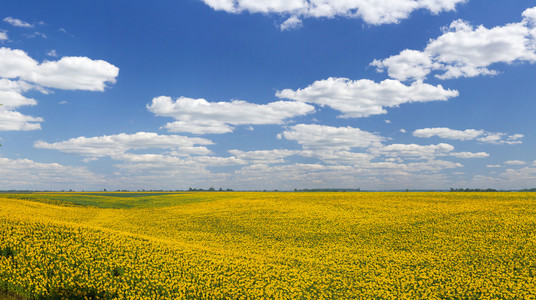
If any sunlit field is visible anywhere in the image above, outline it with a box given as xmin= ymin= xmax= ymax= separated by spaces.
xmin=1 ymin=192 xmax=536 ymax=299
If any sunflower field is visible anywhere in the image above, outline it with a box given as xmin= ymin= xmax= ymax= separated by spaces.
xmin=1 ymin=191 xmax=536 ymax=299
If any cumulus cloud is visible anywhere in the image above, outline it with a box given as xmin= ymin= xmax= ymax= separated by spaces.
xmin=303 ymin=149 xmax=374 ymax=165
xmin=0 ymin=31 xmax=7 ymax=41
xmin=0 ymin=157 xmax=103 ymax=190
xmin=280 ymin=124 xmax=384 ymax=150
xmin=469 ymin=166 xmax=536 ymax=190
xmin=47 ymin=49 xmax=58 ymax=57
xmin=114 ymin=153 xmax=246 ymax=168
xmin=413 ymin=127 xmax=523 ymax=144
xmin=413 ymin=127 xmax=483 ymax=140
xmin=280 ymin=125 xmax=473 ymax=166
xmin=34 ymin=132 xmax=213 ymax=158
xmin=478 ymin=133 xmax=523 ymax=145
xmin=0 ymin=78 xmax=37 ymax=109
xmin=3 ymin=17 xmax=33 ymax=28
xmin=0 ymin=77 xmax=42 ymax=131
xmin=375 ymin=143 xmax=454 ymax=158
xmin=504 ymin=160 xmax=526 ymax=165
xmin=0 ymin=109 xmax=43 ymax=131
xmin=228 ymin=149 xmax=302 ymax=164
xmin=148 ymin=96 xmax=314 ymax=134
xmin=228 ymin=158 xmax=462 ymax=190
xmin=200 ymin=0 xmax=466 ymax=28
xmin=280 ymin=16 xmax=303 ymax=30
xmin=369 ymin=159 xmax=462 ymax=173
xmin=372 ymin=7 xmax=536 ymax=81
xmin=190 ymin=155 xmax=247 ymax=166
xmin=30 ymin=129 xmax=476 ymax=190
xmin=450 ymin=151 xmax=489 ymax=158
xmin=276 ymin=77 xmax=458 ymax=118
xmin=0 ymin=47 xmax=119 ymax=131
xmin=371 ymin=49 xmax=440 ymax=82
xmin=0 ymin=48 xmax=119 ymax=91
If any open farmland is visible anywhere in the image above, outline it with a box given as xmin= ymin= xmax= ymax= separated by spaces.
xmin=1 ymin=192 xmax=536 ymax=299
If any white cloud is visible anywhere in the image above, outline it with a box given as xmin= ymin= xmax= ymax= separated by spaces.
xmin=450 ymin=151 xmax=489 ymax=158
xmin=368 ymin=159 xmax=462 ymax=173
xmin=0 ymin=31 xmax=7 ymax=41
xmin=0 ymin=47 xmax=119 ymax=91
xmin=302 ymin=149 xmax=374 ymax=165
xmin=24 ymin=32 xmax=47 ymax=39
xmin=228 ymin=149 xmax=302 ymax=164
xmin=29 ymin=129 xmax=478 ymax=190
xmin=161 ymin=120 xmax=234 ymax=134
xmin=280 ymin=16 xmax=303 ymax=30
xmin=413 ymin=127 xmax=523 ymax=144
xmin=228 ymin=158 xmax=462 ymax=190
xmin=373 ymin=7 xmax=536 ymax=81
xmin=476 ymin=133 xmax=523 ymax=145
xmin=231 ymin=148 xmax=375 ymax=166
xmin=413 ymin=127 xmax=484 ymax=140
xmin=0 ymin=79 xmax=43 ymax=130
xmin=0 ymin=78 xmax=37 ymax=109
xmin=190 ymin=155 xmax=247 ymax=166
xmin=114 ymin=153 xmax=246 ymax=167
xmin=0 ymin=157 xmax=104 ymax=190
xmin=200 ymin=0 xmax=466 ymax=27
xmin=3 ymin=17 xmax=33 ymax=28
xmin=469 ymin=166 xmax=536 ymax=190
xmin=0 ymin=108 xmax=42 ymax=131
xmin=276 ymin=77 xmax=458 ymax=118
xmin=486 ymin=165 xmax=501 ymax=168
xmin=504 ymin=160 xmax=526 ymax=165
xmin=0 ymin=48 xmax=119 ymax=131
xmin=281 ymin=124 xmax=384 ymax=150
xmin=34 ymin=132 xmax=213 ymax=157
xmin=524 ymin=7 xmax=536 ymax=25
xmin=47 ymin=49 xmax=57 ymax=57
xmin=148 ymin=96 xmax=314 ymax=134
xmin=375 ymin=143 xmax=454 ymax=158
xmin=371 ymin=49 xmax=439 ymax=82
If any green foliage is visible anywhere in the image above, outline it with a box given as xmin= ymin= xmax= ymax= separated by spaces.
xmin=0 ymin=246 xmax=15 ymax=259
xmin=0 ymin=192 xmax=211 ymax=209
xmin=111 ymin=266 xmax=125 ymax=277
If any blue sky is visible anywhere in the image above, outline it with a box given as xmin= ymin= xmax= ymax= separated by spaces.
xmin=1 ymin=0 xmax=535 ymax=190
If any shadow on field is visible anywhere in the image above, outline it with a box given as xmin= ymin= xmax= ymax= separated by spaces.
xmin=1 ymin=288 xmax=118 ymax=300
